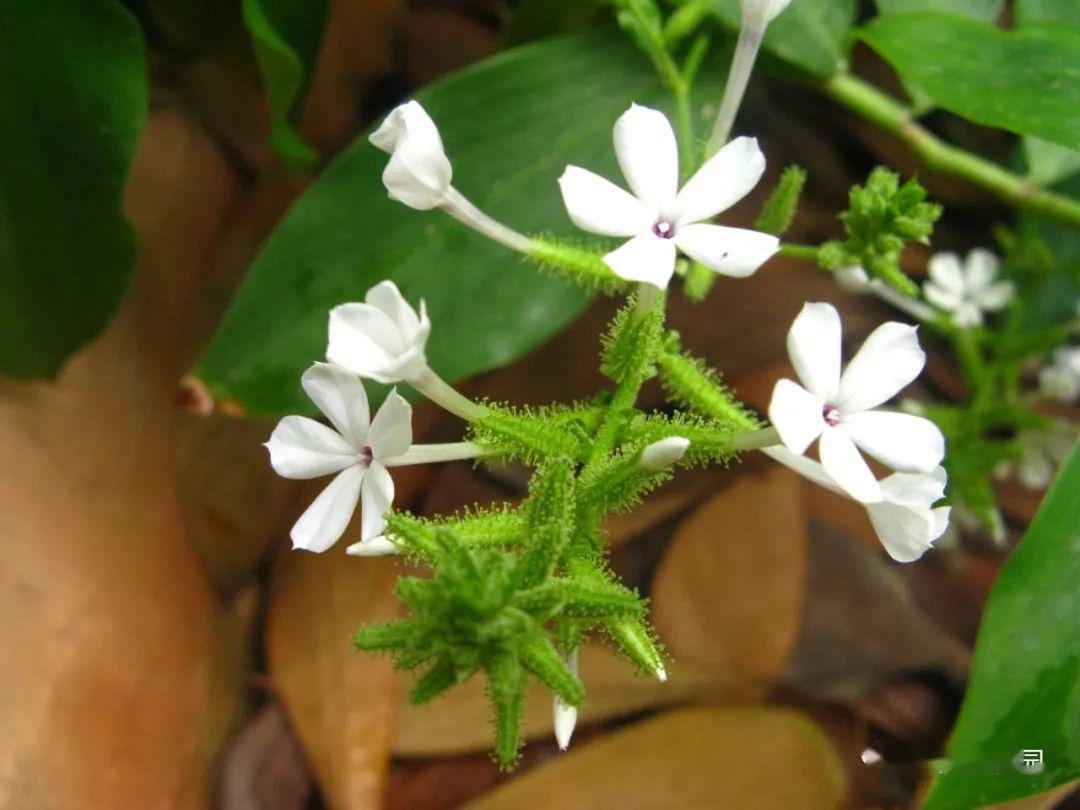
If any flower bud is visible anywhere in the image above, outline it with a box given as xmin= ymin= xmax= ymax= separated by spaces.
xmin=328 ymin=280 xmax=430 ymax=384
xmin=370 ymin=101 xmax=452 ymax=210
xmin=639 ymin=437 xmax=690 ymax=471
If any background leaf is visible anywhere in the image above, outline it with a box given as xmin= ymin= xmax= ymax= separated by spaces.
xmin=1015 ymin=0 xmax=1080 ymax=26
xmin=0 ymin=0 xmax=146 ymax=378
xmin=1024 ymin=138 xmax=1080 ymax=188
xmin=858 ymin=13 xmax=1080 ymax=150
xmin=706 ymin=0 xmax=856 ymax=77
xmin=241 ymin=0 xmax=328 ymax=167
xmin=197 ymin=28 xmax=717 ymax=418
xmin=873 ymin=0 xmax=1003 ymax=20
xmin=922 ymin=441 xmax=1080 ymax=809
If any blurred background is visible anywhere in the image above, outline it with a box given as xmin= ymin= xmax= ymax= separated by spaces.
xmin=2 ymin=0 xmax=1078 ymax=808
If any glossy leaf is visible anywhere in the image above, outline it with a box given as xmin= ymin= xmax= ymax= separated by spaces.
xmin=1016 ymin=0 xmax=1080 ymax=26
xmin=859 ymin=14 xmax=1080 ymax=150
xmin=707 ymin=0 xmax=857 ymax=77
xmin=0 ymin=0 xmax=146 ymax=378
xmin=198 ymin=29 xmax=708 ymax=418
xmin=241 ymin=0 xmax=328 ymax=167
xmin=923 ymin=441 xmax=1080 ymax=809
xmin=874 ymin=0 xmax=1003 ymax=19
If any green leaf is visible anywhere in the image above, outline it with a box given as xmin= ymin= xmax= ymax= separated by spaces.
xmin=0 ymin=0 xmax=146 ymax=378
xmin=240 ymin=0 xmax=328 ymax=168
xmin=874 ymin=0 xmax=1003 ymax=20
xmin=859 ymin=14 xmax=1080 ymax=150
xmin=706 ymin=0 xmax=857 ymax=77
xmin=197 ymin=29 xmax=697 ymax=418
xmin=923 ymin=441 xmax=1080 ymax=809
xmin=1024 ymin=138 xmax=1080 ymax=187
xmin=1016 ymin=0 xmax=1080 ymax=26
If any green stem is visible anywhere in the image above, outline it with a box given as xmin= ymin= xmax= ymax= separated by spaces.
xmin=822 ymin=73 xmax=1080 ymax=228
xmin=779 ymin=243 xmax=820 ymax=262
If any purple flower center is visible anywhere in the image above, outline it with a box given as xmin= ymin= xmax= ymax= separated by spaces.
xmin=652 ymin=220 xmax=675 ymax=239
xmin=359 ymin=446 xmax=374 ymax=468
xmin=822 ymin=405 xmax=841 ymax=427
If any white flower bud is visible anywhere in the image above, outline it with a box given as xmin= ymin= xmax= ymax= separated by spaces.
xmin=327 ymin=280 xmax=430 ymax=384
xmin=639 ymin=437 xmax=691 ymax=471
xmin=553 ymin=647 xmax=580 ymax=750
xmin=370 ymin=101 xmax=452 ymax=210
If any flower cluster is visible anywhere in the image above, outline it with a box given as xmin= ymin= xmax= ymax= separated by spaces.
xmin=263 ymin=83 xmax=966 ymax=768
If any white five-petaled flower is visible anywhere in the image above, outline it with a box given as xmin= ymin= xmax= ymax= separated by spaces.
xmin=768 ymin=302 xmax=945 ymax=503
xmin=558 ymin=104 xmax=779 ymax=289
xmin=763 ymin=447 xmax=949 ymax=562
xmin=370 ymin=101 xmax=452 ymax=210
xmin=1038 ymin=346 xmax=1080 ymax=402
xmin=328 ymin=280 xmax=430 ymax=384
xmin=266 ymin=363 xmax=412 ymax=552
xmin=923 ymin=249 xmax=1014 ymax=328
xmin=740 ymin=0 xmax=794 ymax=25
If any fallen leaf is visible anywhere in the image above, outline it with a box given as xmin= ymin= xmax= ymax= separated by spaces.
xmin=651 ymin=467 xmax=808 ymax=682
xmin=465 ymin=706 xmax=847 ymax=809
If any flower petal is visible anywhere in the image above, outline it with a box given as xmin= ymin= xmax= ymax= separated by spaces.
xmin=558 ymin=166 xmax=651 ymax=237
xmin=866 ymin=501 xmax=938 ymax=562
xmin=837 ymin=322 xmax=925 ymax=413
xmin=964 ymin=248 xmax=1000 ymax=290
xmin=845 ymin=411 xmax=945 ymax=473
xmin=768 ymin=378 xmax=826 ymax=455
xmin=602 ymin=232 xmax=678 ymax=288
xmin=300 ymin=363 xmax=370 ymax=448
xmin=345 ymin=534 xmax=402 ymax=556
xmin=613 ymin=104 xmax=679 ymax=215
xmin=367 ymin=280 xmax=423 ymax=339
xmin=927 ymin=252 xmax=965 ymax=295
xmin=673 ymin=223 xmax=778 ymax=278
xmin=923 ymin=280 xmax=964 ymax=312
xmin=327 ymin=302 xmax=406 ymax=381
xmin=819 ymin=427 xmax=882 ymax=503
xmin=879 ymin=466 xmax=947 ymax=507
xmin=674 ymin=136 xmax=765 ymax=225
xmin=368 ymin=388 xmax=413 ymax=460
xmin=291 ymin=465 xmax=365 ymax=552
xmin=371 ymin=102 xmax=452 ymax=210
xmin=786 ymin=302 xmax=842 ymax=401
xmin=360 ymin=463 xmax=395 ymax=542
xmin=370 ymin=100 xmax=440 ymax=155
xmin=266 ymin=416 xmax=357 ymax=479
xmin=975 ymin=281 xmax=1014 ymax=311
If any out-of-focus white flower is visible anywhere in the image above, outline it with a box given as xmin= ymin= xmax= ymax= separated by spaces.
xmin=559 ymin=104 xmax=778 ymax=289
xmin=553 ymin=647 xmax=579 ymax=750
xmin=1038 ymin=346 xmax=1080 ymax=402
xmin=923 ymin=249 xmax=1014 ymax=328
xmin=768 ymin=302 xmax=945 ymax=503
xmin=639 ymin=437 xmax=690 ymax=471
xmin=328 ymin=281 xmax=430 ymax=384
xmin=763 ymin=446 xmax=949 ymax=562
xmin=266 ymin=364 xmax=413 ymax=552
xmin=834 ymin=265 xmax=873 ymax=293
xmin=370 ymin=101 xmax=452 ymax=210
xmin=997 ymin=423 xmax=1076 ymax=490
xmin=740 ymin=0 xmax=794 ymax=24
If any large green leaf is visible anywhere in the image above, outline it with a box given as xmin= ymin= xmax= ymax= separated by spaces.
xmin=241 ymin=0 xmax=328 ymax=167
xmin=859 ymin=14 xmax=1080 ymax=150
xmin=0 ymin=0 xmax=146 ymax=378
xmin=707 ymin=0 xmax=856 ymax=77
xmin=1016 ymin=0 xmax=1080 ymax=26
xmin=874 ymin=0 xmax=1003 ymax=20
xmin=923 ymin=441 xmax=1080 ymax=809
xmin=197 ymin=29 xmax=711 ymax=418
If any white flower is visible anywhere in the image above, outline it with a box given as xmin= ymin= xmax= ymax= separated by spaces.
xmin=834 ymin=265 xmax=873 ymax=293
xmin=768 ymin=302 xmax=945 ymax=503
xmin=866 ymin=469 xmax=951 ymax=562
xmin=923 ymin=249 xmax=1014 ymax=328
xmin=639 ymin=437 xmax=690 ymax=471
xmin=763 ymin=447 xmax=949 ymax=562
xmin=266 ymin=364 xmax=412 ymax=552
xmin=558 ymin=104 xmax=778 ymax=289
xmin=370 ymin=101 xmax=452 ymax=210
xmin=1038 ymin=346 xmax=1080 ymax=402
xmin=740 ymin=0 xmax=793 ymax=25
xmin=328 ymin=280 xmax=430 ymax=384
xmin=553 ymin=647 xmax=579 ymax=750
xmin=1000 ymin=424 xmax=1076 ymax=490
